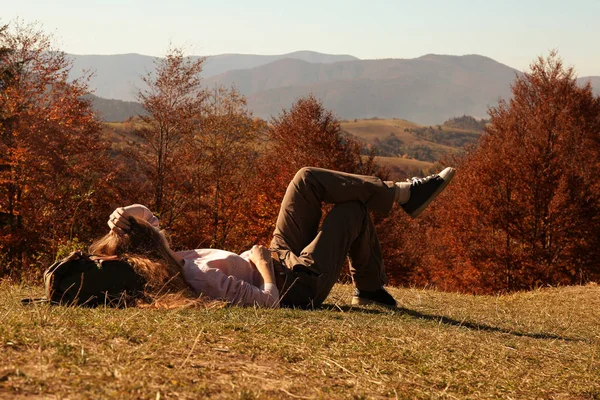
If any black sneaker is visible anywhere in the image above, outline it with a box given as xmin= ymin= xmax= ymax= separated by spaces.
xmin=352 ymin=287 xmax=397 ymax=308
xmin=402 ymin=167 xmax=455 ymax=218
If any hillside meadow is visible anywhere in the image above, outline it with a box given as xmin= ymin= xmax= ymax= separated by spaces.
xmin=1 ymin=281 xmax=599 ymax=399
xmin=101 ymin=117 xmax=474 ymax=179
xmin=365 ymin=156 xmax=435 ymax=182
xmin=341 ymin=118 xmax=473 ymax=156
xmin=344 ymin=117 xmax=483 ymax=176
xmin=341 ymin=119 xmax=423 ymax=142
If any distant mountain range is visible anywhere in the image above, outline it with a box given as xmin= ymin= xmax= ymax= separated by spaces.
xmin=71 ymin=51 xmax=599 ymax=124
xmin=70 ymin=51 xmax=357 ymax=102
xmin=86 ymin=94 xmax=146 ymax=122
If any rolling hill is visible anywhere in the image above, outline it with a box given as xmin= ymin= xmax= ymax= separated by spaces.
xmin=340 ymin=116 xmax=484 ymax=177
xmin=72 ymin=52 xmax=599 ymax=124
xmin=101 ymin=116 xmax=481 ymax=178
xmin=86 ymin=94 xmax=146 ymax=122
xmin=204 ymin=54 xmax=520 ymax=124
xmin=69 ymin=51 xmax=357 ymax=102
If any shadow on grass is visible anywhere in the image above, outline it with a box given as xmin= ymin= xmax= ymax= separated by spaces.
xmin=322 ymin=304 xmax=586 ymax=342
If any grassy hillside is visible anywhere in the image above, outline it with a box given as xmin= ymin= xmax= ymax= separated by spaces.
xmin=341 ymin=118 xmax=423 ymax=142
xmin=100 ymin=117 xmax=477 ymax=180
xmin=2 ymin=281 xmax=599 ymax=398
xmin=101 ymin=120 xmax=147 ymax=152
xmin=343 ymin=117 xmax=482 ymax=178
xmin=342 ymin=118 xmax=480 ymax=154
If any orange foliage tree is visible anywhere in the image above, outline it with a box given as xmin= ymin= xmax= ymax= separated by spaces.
xmin=267 ymin=94 xmax=374 ymax=176
xmin=246 ymin=94 xmax=381 ymax=248
xmin=135 ymin=48 xmax=205 ymax=226
xmin=174 ymin=86 xmax=263 ymax=251
xmin=128 ymin=48 xmax=265 ymax=253
xmin=0 ymin=22 xmax=115 ymax=277
xmin=419 ymin=53 xmax=600 ymax=293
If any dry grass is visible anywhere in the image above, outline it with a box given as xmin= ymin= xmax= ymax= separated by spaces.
xmin=341 ymin=119 xmax=422 ymax=142
xmin=2 ymin=281 xmax=599 ymax=399
xmin=341 ymin=119 xmax=458 ymax=154
xmin=373 ymin=156 xmax=434 ymax=171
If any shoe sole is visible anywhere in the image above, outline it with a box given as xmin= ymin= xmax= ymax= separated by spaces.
xmin=408 ymin=167 xmax=455 ymax=219
xmin=351 ymin=296 xmax=397 ymax=308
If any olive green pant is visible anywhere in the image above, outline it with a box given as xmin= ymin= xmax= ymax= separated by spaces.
xmin=270 ymin=167 xmax=396 ymax=308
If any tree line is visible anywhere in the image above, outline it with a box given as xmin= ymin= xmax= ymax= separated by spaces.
xmin=1 ymin=22 xmax=599 ymax=293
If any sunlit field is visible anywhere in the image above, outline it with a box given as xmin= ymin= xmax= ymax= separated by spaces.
xmin=2 ymin=281 xmax=599 ymax=399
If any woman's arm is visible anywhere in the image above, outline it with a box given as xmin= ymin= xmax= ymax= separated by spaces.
xmin=191 ymin=266 xmax=280 ymax=308
xmin=185 ymin=257 xmax=280 ymax=308
xmin=247 ymin=245 xmax=276 ymax=286
xmin=108 ymin=204 xmax=159 ymax=234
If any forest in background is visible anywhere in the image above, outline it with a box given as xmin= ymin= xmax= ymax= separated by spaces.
xmin=1 ymin=21 xmax=599 ymax=293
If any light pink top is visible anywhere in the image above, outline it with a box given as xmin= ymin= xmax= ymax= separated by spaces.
xmin=177 ymin=249 xmax=280 ymax=307
xmin=124 ymin=204 xmax=280 ymax=308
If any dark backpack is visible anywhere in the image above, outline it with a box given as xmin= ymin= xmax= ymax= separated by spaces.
xmin=26 ymin=251 xmax=147 ymax=307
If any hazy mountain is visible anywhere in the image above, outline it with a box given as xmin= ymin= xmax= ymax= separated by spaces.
xmin=85 ymin=94 xmax=146 ymax=122
xmin=203 ymin=55 xmax=600 ymax=124
xmin=73 ymin=51 xmax=599 ymax=124
xmin=203 ymin=54 xmax=519 ymax=124
xmin=71 ymin=54 xmax=154 ymax=102
xmin=69 ymin=51 xmax=357 ymax=101
xmin=577 ymin=76 xmax=600 ymax=95
xmin=202 ymin=51 xmax=358 ymax=77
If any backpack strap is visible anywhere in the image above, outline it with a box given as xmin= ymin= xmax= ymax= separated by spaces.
xmin=21 ymin=298 xmax=50 ymax=306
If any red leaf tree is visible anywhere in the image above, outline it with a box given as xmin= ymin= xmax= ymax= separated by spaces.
xmin=0 ymin=21 xmax=115 ymax=277
xmin=247 ymin=94 xmax=381 ymax=250
xmin=135 ymin=47 xmax=205 ymax=227
xmin=174 ymin=85 xmax=262 ymax=251
xmin=421 ymin=53 xmax=600 ymax=293
xmin=267 ymin=94 xmax=371 ymax=175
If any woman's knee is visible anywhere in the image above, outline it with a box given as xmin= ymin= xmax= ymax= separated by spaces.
xmin=291 ymin=168 xmax=322 ymax=192
xmin=293 ymin=167 xmax=315 ymax=183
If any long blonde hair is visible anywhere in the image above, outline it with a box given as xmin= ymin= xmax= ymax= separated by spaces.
xmin=89 ymin=217 xmax=193 ymax=302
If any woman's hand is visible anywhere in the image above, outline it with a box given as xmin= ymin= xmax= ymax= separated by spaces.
xmin=248 ymin=244 xmax=271 ymax=265
xmin=107 ymin=204 xmax=153 ymax=235
xmin=108 ymin=207 xmax=130 ymax=235
xmin=248 ymin=245 xmax=275 ymax=285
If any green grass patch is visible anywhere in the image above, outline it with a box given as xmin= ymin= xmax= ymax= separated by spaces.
xmin=1 ymin=281 xmax=599 ymax=398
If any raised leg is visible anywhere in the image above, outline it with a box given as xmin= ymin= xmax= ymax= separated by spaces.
xmin=270 ymin=167 xmax=394 ymax=307
xmin=270 ymin=167 xmax=395 ymax=256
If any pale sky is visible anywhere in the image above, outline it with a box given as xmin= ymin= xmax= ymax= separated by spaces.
xmin=2 ymin=0 xmax=599 ymax=76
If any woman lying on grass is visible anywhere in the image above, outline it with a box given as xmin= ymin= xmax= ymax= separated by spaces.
xmin=92 ymin=167 xmax=454 ymax=308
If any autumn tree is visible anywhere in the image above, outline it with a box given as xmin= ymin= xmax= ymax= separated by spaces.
xmin=420 ymin=53 xmax=600 ymax=293
xmin=248 ymin=94 xmax=381 ymax=247
xmin=0 ymin=21 xmax=112 ymax=276
xmin=267 ymin=94 xmax=374 ymax=177
xmin=136 ymin=48 xmax=205 ymax=226
xmin=131 ymin=50 xmax=266 ymax=253
xmin=174 ymin=85 xmax=262 ymax=251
